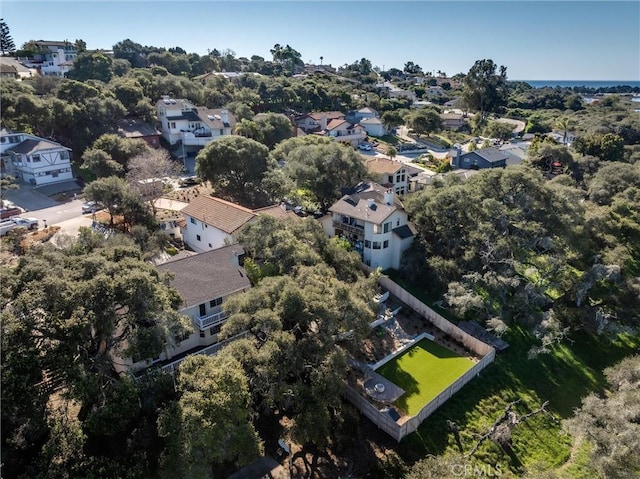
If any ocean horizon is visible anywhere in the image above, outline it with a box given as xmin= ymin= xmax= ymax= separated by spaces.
xmin=518 ymin=80 xmax=640 ymax=89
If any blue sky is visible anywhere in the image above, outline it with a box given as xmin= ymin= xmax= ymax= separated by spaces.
xmin=3 ymin=1 xmax=639 ymax=80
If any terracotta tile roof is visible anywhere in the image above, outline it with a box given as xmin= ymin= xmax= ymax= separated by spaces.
xmin=181 ymin=196 xmax=256 ymax=234
xmin=366 ymin=157 xmax=405 ymax=175
xmin=308 ymin=111 xmax=344 ymax=121
xmin=157 ymin=244 xmax=250 ymax=309
xmin=252 ymin=204 xmax=299 ymax=220
xmin=326 ymin=119 xmax=349 ymax=130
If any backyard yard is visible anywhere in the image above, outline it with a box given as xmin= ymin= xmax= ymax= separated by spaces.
xmin=376 ymin=339 xmax=475 ymax=416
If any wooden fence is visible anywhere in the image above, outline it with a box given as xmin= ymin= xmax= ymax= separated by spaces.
xmin=346 ymin=268 xmax=496 ymax=441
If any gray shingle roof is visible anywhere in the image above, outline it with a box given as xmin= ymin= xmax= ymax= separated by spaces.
xmin=7 ymin=138 xmax=70 ymax=155
xmin=157 ymin=244 xmax=251 ymax=309
xmin=329 ymin=182 xmax=402 ymax=224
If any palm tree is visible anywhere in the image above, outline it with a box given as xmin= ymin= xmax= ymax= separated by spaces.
xmin=555 ymin=117 xmax=573 ymax=144
xmin=385 ymin=146 xmax=397 ymax=161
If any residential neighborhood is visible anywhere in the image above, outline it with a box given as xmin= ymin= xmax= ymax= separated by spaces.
xmin=1 ymin=10 xmax=639 ymax=479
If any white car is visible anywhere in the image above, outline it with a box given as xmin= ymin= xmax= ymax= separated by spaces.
xmin=12 ymin=217 xmax=39 ymax=230
xmin=358 ymin=144 xmax=372 ymax=151
xmin=82 ymin=201 xmax=99 ymax=214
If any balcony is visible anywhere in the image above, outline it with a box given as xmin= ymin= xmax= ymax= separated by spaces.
xmin=333 ymin=220 xmax=364 ymax=236
xmin=193 ymin=310 xmax=229 ymax=331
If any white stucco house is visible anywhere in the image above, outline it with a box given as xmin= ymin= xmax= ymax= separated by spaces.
xmin=325 ymin=182 xmax=416 ymax=271
xmin=156 ymin=96 xmax=237 ymax=157
xmin=360 ymin=117 xmax=388 ymax=137
xmin=181 ymin=195 xmax=296 ymax=253
xmin=365 ymin=157 xmax=423 ymax=195
xmin=19 ymin=40 xmax=78 ymax=77
xmin=0 ymin=128 xmax=74 ymax=185
xmin=115 ymin=244 xmax=252 ymax=373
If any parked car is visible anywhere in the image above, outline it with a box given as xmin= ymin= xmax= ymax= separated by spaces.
xmin=179 ymin=176 xmax=201 ymax=187
xmin=358 ymin=144 xmax=372 ymax=151
xmin=82 ymin=201 xmax=99 ymax=214
xmin=12 ymin=217 xmax=39 ymax=230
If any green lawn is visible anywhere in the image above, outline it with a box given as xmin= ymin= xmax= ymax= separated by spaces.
xmin=376 ymin=339 xmax=475 ymax=416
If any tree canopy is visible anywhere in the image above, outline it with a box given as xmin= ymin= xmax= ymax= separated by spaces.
xmin=462 ymin=59 xmax=508 ymax=119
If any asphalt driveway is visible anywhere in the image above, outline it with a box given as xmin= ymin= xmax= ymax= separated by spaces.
xmin=4 ymin=179 xmax=83 ymax=212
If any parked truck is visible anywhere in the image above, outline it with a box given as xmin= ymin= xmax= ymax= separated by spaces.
xmin=12 ymin=217 xmax=39 ymax=230
xmin=0 ymin=217 xmax=39 ymax=236
xmin=0 ymin=220 xmax=19 ymax=236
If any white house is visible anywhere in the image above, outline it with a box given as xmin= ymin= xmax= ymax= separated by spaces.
xmin=326 ymin=182 xmax=416 ymax=270
xmin=324 ymin=118 xmax=366 ymax=146
xmin=22 ymin=40 xmax=78 ymax=77
xmin=353 ymin=107 xmax=379 ymax=122
xmin=156 ymin=97 xmax=237 ymax=154
xmin=181 ymin=195 xmax=297 ymax=253
xmin=0 ymin=129 xmax=74 ymax=185
xmin=116 ymin=244 xmax=252 ymax=373
xmin=360 ymin=117 xmax=388 ymax=137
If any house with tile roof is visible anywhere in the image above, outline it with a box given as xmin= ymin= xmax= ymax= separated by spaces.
xmin=325 ymin=182 xmax=416 ymax=270
xmin=295 ymin=112 xmax=366 ymax=146
xmin=0 ymin=129 xmax=73 ymax=185
xmin=441 ymin=112 xmax=467 ymax=130
xmin=365 ymin=157 xmax=422 ymax=195
xmin=156 ymin=96 xmax=237 ymax=157
xmin=115 ymin=244 xmax=252 ymax=373
xmin=181 ymin=195 xmax=297 ymax=252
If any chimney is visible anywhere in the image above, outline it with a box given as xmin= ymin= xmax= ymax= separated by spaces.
xmin=220 ymin=110 xmax=229 ymax=126
xmin=449 ymin=146 xmax=461 ymax=168
xmin=384 ymin=189 xmax=393 ymax=206
xmin=230 ymin=250 xmax=239 ymax=268
xmin=321 ymin=113 xmax=327 ymax=130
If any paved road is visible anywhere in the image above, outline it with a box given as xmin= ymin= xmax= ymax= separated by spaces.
xmin=22 ymin=199 xmax=88 ymax=227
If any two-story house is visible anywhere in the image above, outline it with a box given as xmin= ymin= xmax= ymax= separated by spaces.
xmin=295 ymin=112 xmax=366 ymax=146
xmin=365 ymin=157 xmax=422 ymax=195
xmin=26 ymin=40 xmax=78 ymax=77
xmin=0 ymin=128 xmax=74 ymax=185
xmin=441 ymin=112 xmax=467 ymax=130
xmin=181 ymin=195 xmax=297 ymax=253
xmin=325 ymin=182 xmax=416 ymax=270
xmin=116 ymin=244 xmax=252 ymax=373
xmin=156 ymin=96 xmax=237 ymax=157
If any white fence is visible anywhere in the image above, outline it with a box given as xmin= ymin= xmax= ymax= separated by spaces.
xmin=346 ymin=268 xmax=496 ymax=441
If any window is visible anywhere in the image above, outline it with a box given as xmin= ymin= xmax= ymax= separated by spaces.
xmin=373 ymin=224 xmax=381 ymax=234
xmin=60 ymin=151 xmax=69 ymax=160
xmin=199 ymin=304 xmax=206 ymax=316
xmin=196 ymin=234 xmax=201 ymax=241
xmin=383 ymin=240 xmax=389 ymax=248
xmin=209 ymin=324 xmax=222 ymax=335
xmin=208 ymin=243 xmax=212 ymax=248
xmin=170 ymin=122 xmax=176 ymax=129
xmin=209 ymin=297 xmax=223 ymax=308
xmin=397 ymin=219 xmax=400 ymax=226
xmin=383 ymin=222 xmax=391 ymax=233
xmin=388 ymin=175 xmax=393 ymax=183
xmin=219 ymin=129 xmax=223 ymax=135
xmin=190 ymin=217 xmax=196 ymax=224
xmin=199 ymin=331 xmax=205 ymax=338
xmin=373 ymin=242 xmax=381 ymax=249
xmin=401 ymin=174 xmax=405 ymax=181
xmin=364 ymin=240 xmax=371 ymax=248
